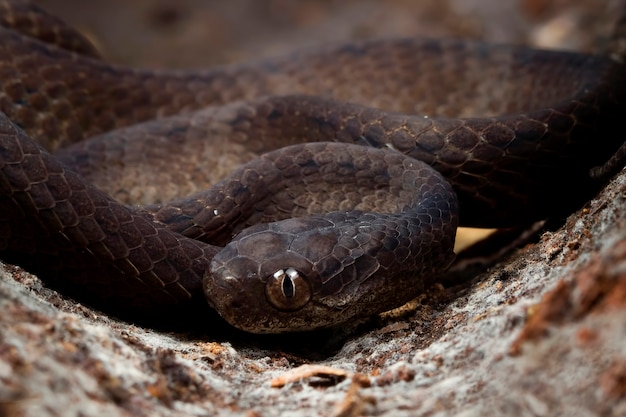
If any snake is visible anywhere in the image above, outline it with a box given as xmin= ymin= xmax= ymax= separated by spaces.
xmin=0 ymin=0 xmax=625 ymax=333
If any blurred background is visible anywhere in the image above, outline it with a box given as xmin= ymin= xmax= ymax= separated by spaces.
xmin=34 ymin=0 xmax=623 ymax=68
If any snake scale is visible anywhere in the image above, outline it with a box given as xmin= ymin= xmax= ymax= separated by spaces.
xmin=0 ymin=0 xmax=625 ymax=333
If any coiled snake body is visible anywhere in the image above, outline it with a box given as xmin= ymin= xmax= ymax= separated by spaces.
xmin=0 ymin=1 xmax=625 ymax=332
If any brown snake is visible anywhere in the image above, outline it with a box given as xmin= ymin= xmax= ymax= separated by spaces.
xmin=0 ymin=1 xmax=625 ymax=333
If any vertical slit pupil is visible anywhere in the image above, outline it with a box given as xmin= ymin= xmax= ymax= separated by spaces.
xmin=282 ymin=276 xmax=294 ymax=298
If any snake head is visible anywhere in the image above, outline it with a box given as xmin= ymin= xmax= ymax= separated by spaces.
xmin=205 ymin=216 xmax=346 ymax=333
xmin=204 ymin=210 xmax=455 ymax=333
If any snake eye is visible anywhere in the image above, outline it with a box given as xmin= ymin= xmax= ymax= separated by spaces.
xmin=265 ymin=267 xmax=311 ymax=311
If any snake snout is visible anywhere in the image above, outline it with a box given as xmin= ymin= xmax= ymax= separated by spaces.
xmin=203 ymin=223 xmax=327 ymax=333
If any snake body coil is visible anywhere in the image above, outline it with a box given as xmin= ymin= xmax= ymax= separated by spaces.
xmin=0 ymin=1 xmax=625 ymax=332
